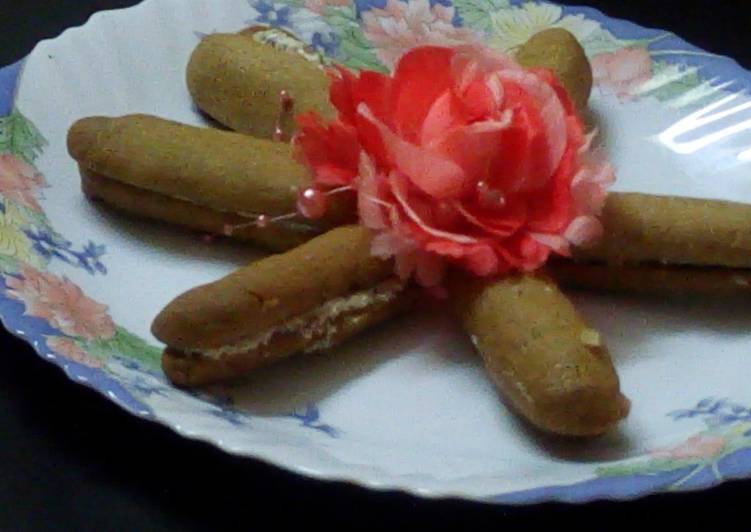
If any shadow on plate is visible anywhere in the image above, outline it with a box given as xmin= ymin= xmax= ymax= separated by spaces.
xmin=501 ymin=403 xmax=641 ymax=463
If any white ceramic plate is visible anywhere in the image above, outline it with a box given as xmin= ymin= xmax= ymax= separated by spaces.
xmin=3 ymin=0 xmax=751 ymax=504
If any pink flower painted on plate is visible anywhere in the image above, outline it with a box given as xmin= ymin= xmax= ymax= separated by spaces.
xmin=304 ymin=0 xmax=350 ymax=14
xmin=362 ymin=0 xmax=479 ymax=69
xmin=46 ymin=336 xmax=103 ymax=368
xmin=0 ymin=154 xmax=48 ymax=212
xmin=652 ymin=434 xmax=727 ymax=461
xmin=592 ymin=47 xmax=653 ymax=101
xmin=6 ymin=265 xmax=116 ymax=341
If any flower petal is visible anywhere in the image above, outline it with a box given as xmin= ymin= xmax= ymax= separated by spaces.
xmin=425 ymin=239 xmax=466 ymax=258
xmin=420 ymin=91 xmax=464 ymax=146
xmin=531 ymin=232 xmax=571 ymax=256
xmin=414 ymin=251 xmax=446 ymax=287
xmin=359 ymin=104 xmax=468 ymax=199
xmin=357 ymin=154 xmax=388 ymax=230
xmin=294 ymin=113 xmax=361 ymax=186
xmin=455 ymin=199 xmax=526 ymax=238
xmin=395 ymin=249 xmax=417 ymax=281
xmin=499 ymin=69 xmax=568 ymax=186
xmin=463 ymin=243 xmax=499 ymax=277
xmin=431 ymin=112 xmax=513 ymax=182
xmin=571 ymin=150 xmax=615 ymax=215
xmin=371 ymin=231 xmax=398 ymax=259
xmin=389 ymin=172 xmax=479 ymax=244
xmin=355 ymin=70 xmax=395 ymax=126
xmin=485 ymin=102 xmax=541 ymax=193
xmin=505 ymin=233 xmax=551 ymax=271
xmin=564 ymin=215 xmax=604 ymax=248
xmin=391 ymin=46 xmax=456 ymax=142
xmin=451 ymin=44 xmax=521 ymax=92
xmin=526 ymin=145 xmax=576 ymax=233
xmin=328 ymin=66 xmax=358 ymax=124
xmin=315 ymin=164 xmax=357 ymax=186
xmin=461 ymin=79 xmax=499 ymax=121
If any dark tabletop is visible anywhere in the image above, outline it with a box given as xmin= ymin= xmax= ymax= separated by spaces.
xmin=1 ymin=1 xmax=749 ymax=530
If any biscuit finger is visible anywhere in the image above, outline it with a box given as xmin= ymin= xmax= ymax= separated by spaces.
xmin=187 ymin=28 xmax=334 ymax=139
xmin=152 ymin=226 xmax=417 ymax=386
xmin=549 ymin=261 xmax=751 ymax=299
xmin=516 ymin=28 xmax=593 ymax=110
xmin=576 ymin=193 xmax=751 ymax=268
xmin=162 ymin=282 xmax=415 ymax=386
xmin=449 ymin=272 xmax=630 ymax=437
xmin=81 ymin=169 xmax=317 ymax=251
xmin=68 ymin=114 xmax=356 ymax=249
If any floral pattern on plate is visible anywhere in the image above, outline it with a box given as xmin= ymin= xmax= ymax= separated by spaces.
xmin=3 ymin=0 xmax=751 ymax=503
xmin=0 ymin=107 xmax=161 ymax=376
xmin=244 ymin=0 xmax=726 ymax=104
xmin=0 ymin=95 xmax=341 ymax=437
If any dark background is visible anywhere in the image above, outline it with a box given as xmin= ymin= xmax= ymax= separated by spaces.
xmin=0 ymin=1 xmax=748 ymax=530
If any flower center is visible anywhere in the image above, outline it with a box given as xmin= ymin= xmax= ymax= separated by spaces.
xmin=476 ymin=180 xmax=506 ymax=210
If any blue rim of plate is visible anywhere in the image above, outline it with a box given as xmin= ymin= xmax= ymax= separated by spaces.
xmin=2 ymin=0 xmax=751 ymax=505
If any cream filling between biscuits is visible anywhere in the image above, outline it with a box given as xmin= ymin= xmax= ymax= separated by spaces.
xmin=251 ymin=28 xmax=330 ymax=67
xmin=190 ymin=279 xmax=405 ymax=360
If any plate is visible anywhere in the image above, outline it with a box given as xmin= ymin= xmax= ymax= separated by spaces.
xmin=3 ymin=0 xmax=751 ymax=504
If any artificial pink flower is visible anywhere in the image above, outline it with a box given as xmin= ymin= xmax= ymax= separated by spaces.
xmin=592 ymin=47 xmax=653 ymax=101
xmin=0 ymin=154 xmax=48 ymax=212
xmin=46 ymin=336 xmax=103 ymax=368
xmin=362 ymin=0 xmax=479 ymax=69
xmin=7 ymin=266 xmax=116 ymax=340
xmin=652 ymin=434 xmax=727 ymax=461
xmin=295 ymin=44 xmax=614 ymax=287
xmin=304 ymin=0 xmax=350 ymax=14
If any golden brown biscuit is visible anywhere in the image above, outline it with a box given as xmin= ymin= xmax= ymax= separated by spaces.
xmin=187 ymin=29 xmax=335 ymax=139
xmin=188 ymin=28 xmax=591 ymax=138
xmin=162 ymin=281 xmax=415 ymax=386
xmin=516 ymin=28 xmax=593 ymax=110
xmin=449 ymin=271 xmax=630 ymax=437
xmin=152 ymin=226 xmax=417 ymax=386
xmin=549 ymin=261 xmax=751 ymax=299
xmin=576 ymin=193 xmax=751 ymax=268
xmin=68 ymin=114 xmax=356 ymax=249
xmin=81 ymin=170 xmax=317 ymax=251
